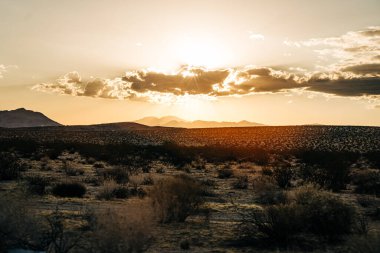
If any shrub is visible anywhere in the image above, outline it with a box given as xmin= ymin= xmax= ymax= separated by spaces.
xmin=63 ymin=161 xmax=85 ymax=176
xmin=96 ymin=180 xmax=119 ymax=200
xmin=291 ymin=185 xmax=356 ymax=240
xmin=156 ymin=167 xmax=165 ymax=173
xmin=24 ymin=174 xmax=50 ymax=195
xmin=88 ymin=204 xmax=153 ymax=253
xmin=0 ymin=152 xmax=27 ymax=180
xmin=232 ymin=175 xmax=249 ymax=189
xmin=240 ymin=185 xmax=357 ymax=248
xmin=347 ymin=233 xmax=380 ymax=253
xmin=52 ymin=182 xmax=86 ymax=198
xmin=298 ymin=151 xmax=355 ymax=191
xmin=141 ymin=175 xmax=154 ymax=185
xmin=93 ymin=161 xmax=105 ymax=168
xmin=217 ymin=167 xmax=234 ymax=179
xmin=97 ymin=180 xmax=144 ymax=200
xmin=150 ymin=174 xmax=205 ymax=223
xmin=239 ymin=204 xmax=303 ymax=248
xmin=272 ymin=166 xmax=293 ymax=189
xmin=180 ymin=239 xmax=190 ymax=250
xmin=350 ymin=169 xmax=380 ymax=196
xmin=0 ymin=196 xmax=46 ymax=251
xmin=252 ymin=176 xmax=286 ymax=204
xmin=261 ymin=166 xmax=273 ymax=176
xmin=99 ymin=166 xmax=129 ymax=184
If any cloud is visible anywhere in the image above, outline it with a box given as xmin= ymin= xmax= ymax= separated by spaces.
xmin=32 ymin=27 xmax=380 ymax=102
xmin=249 ymin=32 xmax=265 ymax=41
xmin=284 ymin=26 xmax=380 ymax=73
xmin=342 ymin=63 xmax=380 ymax=75
xmin=122 ymin=67 xmax=229 ymax=95
xmin=0 ymin=64 xmax=18 ymax=79
xmin=32 ymin=64 xmax=380 ymax=102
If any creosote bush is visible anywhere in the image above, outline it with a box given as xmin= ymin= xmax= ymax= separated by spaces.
xmin=252 ymin=175 xmax=286 ymax=205
xmin=0 ymin=152 xmax=27 ymax=180
xmin=24 ymin=174 xmax=50 ymax=195
xmin=0 ymin=196 xmax=47 ymax=251
xmin=98 ymin=166 xmax=130 ymax=184
xmin=350 ymin=169 xmax=380 ymax=196
xmin=240 ymin=185 xmax=357 ymax=249
xmin=150 ymin=174 xmax=205 ymax=223
xmin=88 ymin=204 xmax=153 ymax=253
xmin=232 ymin=175 xmax=249 ymax=189
xmin=217 ymin=167 xmax=234 ymax=179
xmin=52 ymin=182 xmax=86 ymax=198
xmin=272 ymin=166 xmax=293 ymax=189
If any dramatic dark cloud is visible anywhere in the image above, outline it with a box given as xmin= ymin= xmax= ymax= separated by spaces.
xmin=32 ymin=27 xmax=380 ymax=101
xmin=122 ymin=67 xmax=229 ymax=95
xmin=308 ymin=76 xmax=380 ymax=96
xmin=342 ymin=63 xmax=380 ymax=75
xmin=33 ymin=65 xmax=380 ymax=100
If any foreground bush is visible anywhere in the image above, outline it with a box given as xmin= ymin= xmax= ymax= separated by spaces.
xmin=52 ymin=182 xmax=86 ymax=198
xmin=350 ymin=169 xmax=380 ymax=196
xmin=347 ymin=233 xmax=380 ymax=253
xmin=217 ymin=167 xmax=234 ymax=179
xmin=0 ymin=152 xmax=27 ymax=180
xmin=98 ymin=166 xmax=129 ymax=184
xmin=0 ymin=196 xmax=46 ymax=251
xmin=290 ymin=185 xmax=356 ymax=239
xmin=299 ymin=151 xmax=355 ymax=191
xmin=88 ymin=204 xmax=153 ymax=253
xmin=150 ymin=174 xmax=205 ymax=223
xmin=252 ymin=176 xmax=286 ymax=204
xmin=240 ymin=185 xmax=357 ymax=249
xmin=24 ymin=174 xmax=50 ymax=195
xmin=272 ymin=166 xmax=294 ymax=189
xmin=232 ymin=175 xmax=249 ymax=189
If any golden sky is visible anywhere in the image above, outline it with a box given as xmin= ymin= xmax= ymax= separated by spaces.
xmin=1 ymin=0 xmax=380 ymax=125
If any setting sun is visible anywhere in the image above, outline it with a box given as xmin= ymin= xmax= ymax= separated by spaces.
xmin=174 ymin=35 xmax=231 ymax=68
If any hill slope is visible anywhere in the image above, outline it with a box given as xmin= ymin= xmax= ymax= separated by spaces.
xmin=0 ymin=108 xmax=61 ymax=128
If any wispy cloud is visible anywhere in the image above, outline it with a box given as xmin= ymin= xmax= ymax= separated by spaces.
xmin=0 ymin=64 xmax=18 ymax=79
xmin=248 ymin=32 xmax=265 ymax=41
xmin=284 ymin=26 xmax=380 ymax=73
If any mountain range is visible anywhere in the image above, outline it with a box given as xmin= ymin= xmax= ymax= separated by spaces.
xmin=0 ymin=108 xmax=263 ymax=129
xmin=135 ymin=116 xmax=263 ymax=128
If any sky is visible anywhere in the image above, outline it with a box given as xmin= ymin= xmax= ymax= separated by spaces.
xmin=1 ymin=0 xmax=380 ymax=126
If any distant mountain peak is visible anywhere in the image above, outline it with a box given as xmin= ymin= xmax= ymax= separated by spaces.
xmin=0 ymin=108 xmax=61 ymax=128
xmin=135 ymin=115 xmax=263 ymax=128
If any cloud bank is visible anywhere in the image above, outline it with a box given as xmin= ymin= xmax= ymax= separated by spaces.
xmin=33 ymin=27 xmax=380 ymax=102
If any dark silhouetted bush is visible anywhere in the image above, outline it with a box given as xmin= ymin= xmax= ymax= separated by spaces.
xmin=350 ymin=169 xmax=380 ymax=196
xmin=24 ymin=174 xmax=50 ymax=195
xmin=52 ymin=182 xmax=86 ymax=198
xmin=272 ymin=166 xmax=293 ymax=189
xmin=240 ymin=185 xmax=357 ymax=249
xmin=252 ymin=176 xmax=286 ymax=205
xmin=0 ymin=152 xmax=27 ymax=180
xmin=150 ymin=174 xmax=205 ymax=223
xmin=233 ymin=175 xmax=249 ymax=189
xmin=141 ymin=175 xmax=154 ymax=185
xmin=298 ymin=151 xmax=357 ymax=191
xmin=217 ymin=167 xmax=234 ymax=179
xmin=347 ymin=233 xmax=380 ymax=253
xmin=88 ymin=205 xmax=153 ymax=253
xmin=99 ymin=166 xmax=129 ymax=184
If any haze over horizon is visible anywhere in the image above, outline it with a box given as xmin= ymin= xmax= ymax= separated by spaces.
xmin=1 ymin=0 xmax=380 ymax=126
